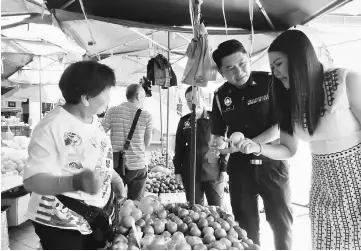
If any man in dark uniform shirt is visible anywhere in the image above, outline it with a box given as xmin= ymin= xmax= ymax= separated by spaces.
xmin=173 ymin=86 xmax=227 ymax=206
xmin=210 ymin=39 xmax=293 ymax=249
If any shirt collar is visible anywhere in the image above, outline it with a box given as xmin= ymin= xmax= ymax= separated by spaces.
xmin=225 ymin=74 xmax=257 ymax=90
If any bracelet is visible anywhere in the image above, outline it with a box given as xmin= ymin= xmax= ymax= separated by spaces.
xmin=253 ymin=142 xmax=262 ymax=156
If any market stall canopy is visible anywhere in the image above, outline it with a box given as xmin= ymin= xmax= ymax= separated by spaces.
xmin=2 ymin=84 xmax=64 ymax=103
xmin=1 ymin=22 xmax=86 ymax=55
xmin=45 ymin=0 xmax=351 ymax=32
xmin=1 ymin=19 xmax=85 ymax=86
xmin=51 ymin=13 xmax=277 ymax=82
xmin=1 ymin=52 xmax=34 ymax=80
xmin=1 ymin=0 xmax=53 ymax=29
xmin=6 ymin=52 xmax=83 ymax=85
xmin=51 ymin=12 xmax=278 ymax=59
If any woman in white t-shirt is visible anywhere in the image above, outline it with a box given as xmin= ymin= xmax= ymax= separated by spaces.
xmin=23 ymin=61 xmax=126 ymax=250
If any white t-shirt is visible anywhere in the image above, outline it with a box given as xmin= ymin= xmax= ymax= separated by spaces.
xmin=24 ymin=106 xmax=113 ymax=234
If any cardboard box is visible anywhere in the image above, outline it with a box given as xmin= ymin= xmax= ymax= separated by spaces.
xmin=1 ymin=206 xmax=10 ymax=250
xmin=1 ymin=193 xmax=30 ymax=227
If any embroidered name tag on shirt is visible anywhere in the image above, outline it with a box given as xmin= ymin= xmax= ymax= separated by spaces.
xmin=247 ymin=94 xmax=269 ymax=105
xmin=223 ymin=105 xmax=235 ymax=112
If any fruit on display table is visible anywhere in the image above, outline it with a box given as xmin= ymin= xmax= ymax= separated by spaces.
xmin=1 ymin=137 xmax=29 ymax=177
xmin=145 ymin=172 xmax=184 ymax=194
xmin=109 ymin=197 xmax=259 ymax=250
xmin=147 ymin=150 xmax=175 ymax=172
xmin=229 ymin=132 xmax=244 ymax=147
xmin=215 ymin=137 xmax=227 ymax=150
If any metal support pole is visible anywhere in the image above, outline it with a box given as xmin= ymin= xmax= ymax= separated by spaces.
xmin=166 ymin=31 xmax=171 ymax=169
xmin=38 ymin=56 xmax=42 ymax=118
xmin=159 ymin=86 xmax=164 ymax=153
xmin=189 ymin=0 xmax=202 ymax=207
xmin=190 ymin=86 xmax=197 ymax=207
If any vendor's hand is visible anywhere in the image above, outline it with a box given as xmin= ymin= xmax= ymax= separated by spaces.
xmin=236 ymin=138 xmax=260 ymax=155
xmin=72 ymin=169 xmax=102 ymax=195
xmin=218 ymin=145 xmax=239 ymax=155
xmin=112 ymin=175 xmax=127 ymax=199
xmin=219 ymin=172 xmax=228 ymax=183
xmin=205 ymin=148 xmax=220 ymax=163
xmin=175 ymin=174 xmax=183 ymax=186
xmin=116 ymin=196 xmax=127 ymax=206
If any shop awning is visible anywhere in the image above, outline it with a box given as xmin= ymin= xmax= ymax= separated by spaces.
xmin=1 ymin=52 xmax=34 ymax=79
xmin=46 ymin=0 xmax=352 ymax=32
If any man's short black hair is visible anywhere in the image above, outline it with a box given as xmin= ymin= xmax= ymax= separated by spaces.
xmin=212 ymin=39 xmax=248 ymax=69
xmin=126 ymin=84 xmax=143 ymax=100
xmin=59 ymin=61 xmax=115 ymax=104
xmin=184 ymin=86 xmax=204 ymax=98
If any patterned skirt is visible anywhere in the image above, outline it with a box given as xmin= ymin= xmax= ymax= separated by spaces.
xmin=310 ymin=143 xmax=361 ymax=250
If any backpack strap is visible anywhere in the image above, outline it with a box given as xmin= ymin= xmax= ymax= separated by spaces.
xmin=124 ymin=109 xmax=142 ymax=151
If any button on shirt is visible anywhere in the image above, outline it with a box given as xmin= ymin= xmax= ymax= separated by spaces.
xmin=212 ymin=71 xmax=275 ymax=143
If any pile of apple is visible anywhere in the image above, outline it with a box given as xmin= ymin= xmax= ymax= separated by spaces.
xmin=110 ymin=197 xmax=259 ymax=250
xmin=1 ymin=145 xmax=28 ymax=177
xmin=145 ymin=172 xmax=184 ymax=194
xmin=147 ymin=150 xmax=175 ymax=171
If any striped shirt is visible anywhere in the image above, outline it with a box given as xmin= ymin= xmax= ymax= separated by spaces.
xmin=102 ymin=102 xmax=153 ymax=170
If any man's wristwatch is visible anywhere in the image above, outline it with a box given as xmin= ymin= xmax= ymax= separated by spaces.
xmin=253 ymin=142 xmax=262 ymax=156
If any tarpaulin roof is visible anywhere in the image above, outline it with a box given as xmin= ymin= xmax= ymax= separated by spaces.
xmin=1 ymin=0 xmax=52 ymax=29
xmin=2 ymin=84 xmax=63 ymax=103
xmin=2 ymin=0 xmax=45 ymax=16
xmin=1 ymin=52 xmax=34 ymax=79
xmin=46 ymin=0 xmax=352 ymax=33
xmin=54 ymin=12 xmax=278 ymax=57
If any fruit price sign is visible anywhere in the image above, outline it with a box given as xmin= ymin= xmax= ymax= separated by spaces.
xmin=110 ymin=196 xmax=259 ymax=250
xmin=159 ymin=192 xmax=187 ymax=204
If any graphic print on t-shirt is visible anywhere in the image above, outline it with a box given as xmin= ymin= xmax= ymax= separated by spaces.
xmin=98 ymin=119 xmax=105 ymax=132
xmin=34 ymin=196 xmax=92 ymax=234
xmin=68 ymin=162 xmax=84 ymax=170
xmin=96 ymin=139 xmax=112 ymax=200
xmin=64 ymin=132 xmax=82 ymax=147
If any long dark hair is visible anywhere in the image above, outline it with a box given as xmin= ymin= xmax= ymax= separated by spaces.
xmin=269 ymin=30 xmax=324 ymax=136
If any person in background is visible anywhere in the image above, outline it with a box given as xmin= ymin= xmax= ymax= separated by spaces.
xmin=173 ymin=86 xmax=228 ymax=207
xmin=23 ymin=61 xmax=126 ymax=250
xmin=102 ymin=84 xmax=153 ymax=201
xmin=232 ymin=30 xmax=361 ymax=250
xmin=211 ymin=39 xmax=293 ymax=249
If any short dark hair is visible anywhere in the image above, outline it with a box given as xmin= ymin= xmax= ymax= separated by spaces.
xmin=59 ymin=61 xmax=115 ymax=105
xmin=126 ymin=84 xmax=142 ymax=100
xmin=184 ymin=86 xmax=204 ymax=98
xmin=269 ymin=29 xmax=324 ymax=136
xmin=212 ymin=39 xmax=248 ymax=68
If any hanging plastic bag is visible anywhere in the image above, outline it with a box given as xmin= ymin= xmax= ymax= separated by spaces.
xmin=181 ymin=23 xmax=217 ymax=87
